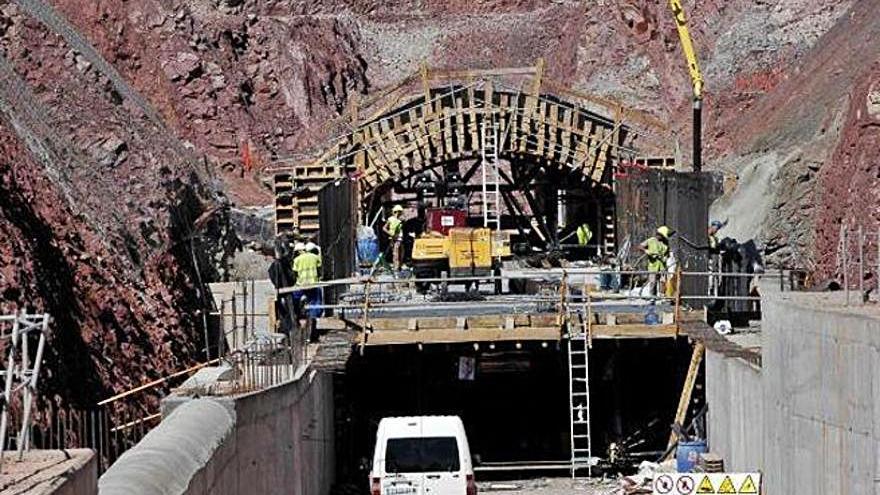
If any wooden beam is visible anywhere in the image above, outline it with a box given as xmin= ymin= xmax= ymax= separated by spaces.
xmin=420 ymin=62 xmax=432 ymax=112
xmin=429 ymin=66 xmax=538 ymax=80
xmin=358 ymin=326 xmax=562 ymax=346
xmin=664 ymin=342 xmax=706 ymax=458
xmin=590 ymin=324 xmax=679 ymax=339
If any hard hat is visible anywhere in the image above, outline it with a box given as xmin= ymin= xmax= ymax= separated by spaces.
xmin=293 ymin=242 xmax=306 ymax=252
xmin=709 ymin=220 xmax=723 ymax=229
xmin=305 ymin=242 xmax=318 ymax=252
xmin=392 ymin=205 xmax=404 ymax=213
xmin=656 ymin=226 xmax=673 ymax=239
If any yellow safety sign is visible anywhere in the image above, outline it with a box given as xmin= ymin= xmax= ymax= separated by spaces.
xmin=717 ymin=476 xmax=736 ymax=493
xmin=653 ymin=473 xmax=761 ymax=495
xmin=697 ymin=475 xmax=715 ymax=494
xmin=738 ymin=475 xmax=758 ymax=494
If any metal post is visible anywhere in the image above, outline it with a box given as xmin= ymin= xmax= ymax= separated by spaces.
xmin=859 ymin=226 xmax=865 ymax=303
xmin=843 ymin=228 xmax=850 ymax=305
xmin=0 ymin=315 xmax=20 ymax=465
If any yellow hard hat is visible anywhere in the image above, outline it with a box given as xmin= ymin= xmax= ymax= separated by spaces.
xmin=392 ymin=205 xmax=404 ymax=213
xmin=656 ymin=226 xmax=673 ymax=239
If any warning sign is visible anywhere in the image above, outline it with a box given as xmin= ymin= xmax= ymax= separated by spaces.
xmin=717 ymin=476 xmax=736 ymax=493
xmin=676 ymin=475 xmax=695 ymax=494
xmin=739 ymin=475 xmax=758 ymax=494
xmin=697 ymin=476 xmax=715 ymax=494
xmin=652 ymin=473 xmax=762 ymax=495
xmin=654 ymin=475 xmax=674 ymax=494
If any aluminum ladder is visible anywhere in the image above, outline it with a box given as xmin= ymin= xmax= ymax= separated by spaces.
xmin=567 ymin=320 xmax=592 ymax=477
xmin=480 ymin=117 xmax=502 ymax=231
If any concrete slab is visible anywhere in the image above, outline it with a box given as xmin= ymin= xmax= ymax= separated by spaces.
xmin=0 ymin=449 xmax=96 ymax=495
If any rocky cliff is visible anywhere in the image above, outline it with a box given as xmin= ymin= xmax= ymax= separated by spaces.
xmin=40 ymin=0 xmax=876 ymax=273
xmin=0 ymin=0 xmax=876 ymax=409
xmin=0 ymin=0 xmax=235 ymax=409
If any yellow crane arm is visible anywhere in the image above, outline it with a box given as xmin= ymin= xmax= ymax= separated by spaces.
xmin=668 ymin=0 xmax=704 ymax=100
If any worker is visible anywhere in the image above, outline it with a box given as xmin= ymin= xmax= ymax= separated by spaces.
xmin=291 ymin=241 xmax=322 ymax=334
xmin=707 ymin=219 xmax=727 ymax=296
xmin=707 ymin=219 xmax=725 ymax=254
xmin=383 ymin=205 xmax=405 ymax=273
xmin=268 ymin=236 xmax=296 ymax=335
xmin=576 ymin=222 xmax=593 ymax=248
xmin=640 ymin=226 xmax=674 ymax=296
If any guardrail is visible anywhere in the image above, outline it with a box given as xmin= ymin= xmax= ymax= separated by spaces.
xmin=273 ymin=269 xmax=796 ymax=346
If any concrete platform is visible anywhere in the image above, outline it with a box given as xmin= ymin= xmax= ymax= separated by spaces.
xmin=0 ymin=449 xmax=96 ymax=495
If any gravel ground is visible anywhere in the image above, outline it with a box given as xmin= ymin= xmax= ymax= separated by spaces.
xmin=477 ymin=477 xmax=620 ymax=495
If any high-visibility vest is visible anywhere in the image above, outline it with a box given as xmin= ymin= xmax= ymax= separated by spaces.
xmin=708 ymin=233 xmax=718 ymax=250
xmin=385 ymin=216 xmax=403 ymax=241
xmin=645 ymin=237 xmax=668 ymax=272
xmin=292 ymin=252 xmax=322 ymax=286
xmin=577 ymin=224 xmax=593 ymax=246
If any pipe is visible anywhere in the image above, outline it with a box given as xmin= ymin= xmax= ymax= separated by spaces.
xmin=693 ymin=99 xmax=702 ymax=173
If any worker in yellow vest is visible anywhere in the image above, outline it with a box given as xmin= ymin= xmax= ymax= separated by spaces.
xmin=640 ymin=226 xmax=674 ymax=296
xmin=576 ymin=223 xmax=593 ymax=248
xmin=383 ymin=205 xmax=405 ymax=273
xmin=291 ymin=241 xmax=323 ymax=335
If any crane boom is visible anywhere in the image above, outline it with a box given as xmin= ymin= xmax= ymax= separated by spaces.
xmin=667 ymin=0 xmax=704 ymax=172
xmin=668 ymin=0 xmax=704 ymax=99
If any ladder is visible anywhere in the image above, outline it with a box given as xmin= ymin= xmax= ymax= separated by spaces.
xmin=601 ymin=201 xmax=616 ymax=256
xmin=567 ymin=317 xmax=592 ymax=477
xmin=481 ymin=117 xmax=502 ymax=231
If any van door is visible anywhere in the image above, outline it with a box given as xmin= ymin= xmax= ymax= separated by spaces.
xmin=384 ymin=437 xmax=464 ymax=495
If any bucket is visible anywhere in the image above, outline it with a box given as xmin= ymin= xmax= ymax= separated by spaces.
xmin=676 ymin=440 xmax=708 ymax=472
xmin=357 ymin=236 xmax=379 ymax=265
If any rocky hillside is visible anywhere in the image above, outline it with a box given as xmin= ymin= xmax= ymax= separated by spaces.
xmin=0 ymin=0 xmax=235 ymax=409
xmin=39 ymin=0 xmax=874 ymax=274
xmin=0 ymin=0 xmax=875 ymax=413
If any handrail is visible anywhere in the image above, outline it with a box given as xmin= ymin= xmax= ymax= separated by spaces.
xmin=97 ymin=358 xmax=221 ymax=406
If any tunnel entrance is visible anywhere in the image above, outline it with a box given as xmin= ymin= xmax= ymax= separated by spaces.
xmin=332 ymin=337 xmax=702 ymax=488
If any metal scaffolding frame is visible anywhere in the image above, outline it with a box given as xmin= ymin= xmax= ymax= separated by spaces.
xmin=0 ymin=311 xmax=50 ymax=465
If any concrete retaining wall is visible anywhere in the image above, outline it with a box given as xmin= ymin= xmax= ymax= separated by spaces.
xmin=705 ymin=349 xmax=764 ymax=472
xmin=707 ymin=287 xmax=880 ymax=494
xmin=762 ymin=290 xmax=880 ymax=495
xmin=99 ymin=368 xmax=334 ymax=495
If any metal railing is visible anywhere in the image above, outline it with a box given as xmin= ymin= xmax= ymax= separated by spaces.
xmin=276 ymin=268 xmax=787 ymax=346
xmin=837 ymin=226 xmax=880 ymax=305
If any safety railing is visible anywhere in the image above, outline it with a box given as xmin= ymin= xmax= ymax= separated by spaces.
xmin=277 ymin=269 xmax=789 ymax=345
xmin=837 ymin=226 xmax=880 ymax=305
xmin=211 ymin=280 xmax=307 ymax=394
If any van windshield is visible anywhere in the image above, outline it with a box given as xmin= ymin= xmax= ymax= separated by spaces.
xmin=385 ymin=437 xmax=460 ymax=473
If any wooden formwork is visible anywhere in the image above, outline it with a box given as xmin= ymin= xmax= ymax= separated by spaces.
xmin=272 ymin=63 xmax=676 ymax=237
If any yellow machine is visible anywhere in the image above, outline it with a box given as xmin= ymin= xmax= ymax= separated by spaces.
xmin=412 ymin=228 xmax=511 ymax=282
xmin=668 ymin=0 xmax=705 ymax=172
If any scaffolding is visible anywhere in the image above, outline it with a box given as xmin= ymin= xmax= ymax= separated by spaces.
xmin=0 ymin=311 xmax=50 ymax=465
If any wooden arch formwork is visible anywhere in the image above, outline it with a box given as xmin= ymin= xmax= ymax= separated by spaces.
xmin=272 ymin=62 xmax=675 ymax=253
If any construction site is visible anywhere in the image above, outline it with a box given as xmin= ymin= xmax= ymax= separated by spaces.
xmin=0 ymin=0 xmax=879 ymax=494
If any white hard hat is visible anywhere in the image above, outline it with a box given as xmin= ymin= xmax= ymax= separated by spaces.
xmin=293 ymin=242 xmax=306 ymax=252
xmin=305 ymin=242 xmax=318 ymax=252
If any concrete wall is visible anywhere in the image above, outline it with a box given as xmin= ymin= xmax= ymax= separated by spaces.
xmin=52 ymin=450 xmax=98 ymax=495
xmin=762 ymin=289 xmax=880 ymax=495
xmin=99 ymin=368 xmax=334 ymax=495
xmin=705 ymin=349 xmax=764 ymax=472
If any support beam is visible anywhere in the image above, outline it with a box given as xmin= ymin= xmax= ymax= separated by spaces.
xmin=664 ymin=341 xmax=706 ymax=458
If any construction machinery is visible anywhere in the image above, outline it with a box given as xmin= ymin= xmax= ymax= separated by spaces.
xmin=668 ymin=0 xmax=705 ymax=172
xmin=411 ymin=208 xmax=512 ymax=291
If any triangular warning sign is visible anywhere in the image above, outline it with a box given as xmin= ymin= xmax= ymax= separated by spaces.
xmin=697 ymin=475 xmax=715 ymax=494
xmin=717 ymin=475 xmax=736 ymax=494
xmin=739 ymin=475 xmax=758 ymax=494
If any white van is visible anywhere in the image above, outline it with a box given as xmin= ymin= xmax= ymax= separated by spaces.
xmin=369 ymin=416 xmax=477 ymax=495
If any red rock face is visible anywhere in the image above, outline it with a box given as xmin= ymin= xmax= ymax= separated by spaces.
xmin=0 ymin=0 xmax=875 ymax=417
xmin=0 ymin=3 xmax=233 ymax=410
